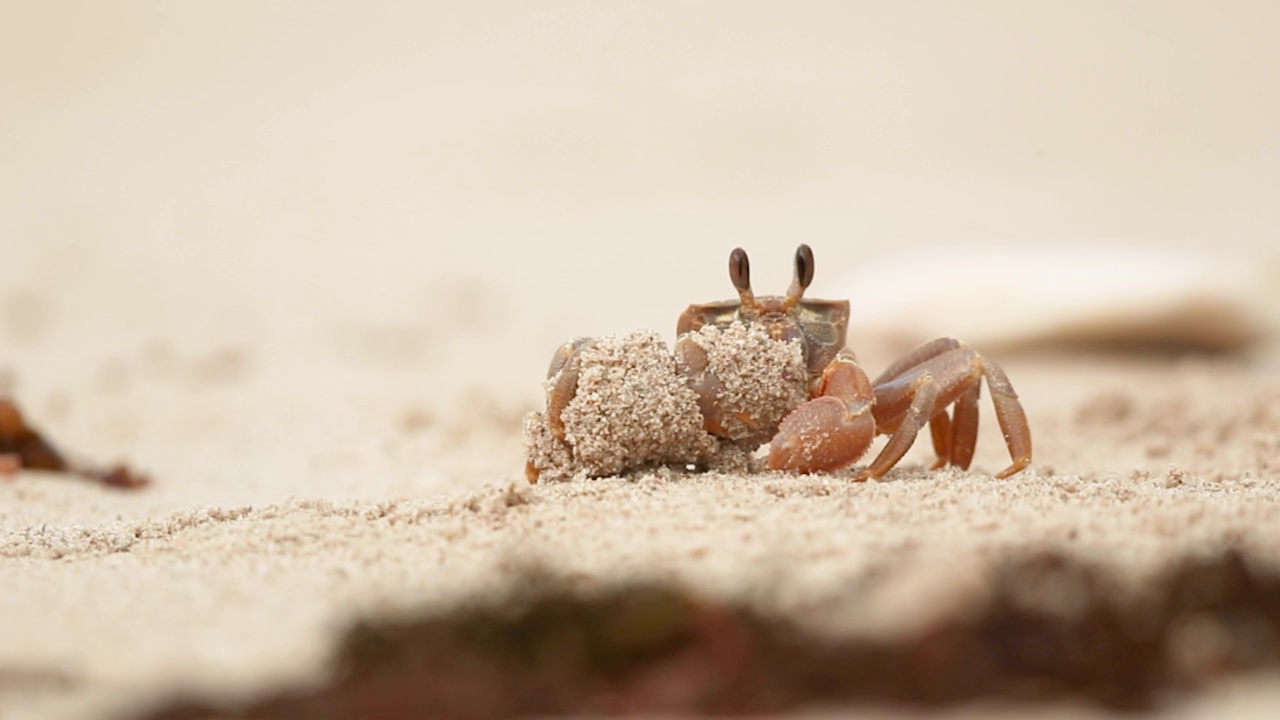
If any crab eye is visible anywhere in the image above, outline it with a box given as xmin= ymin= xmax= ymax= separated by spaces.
xmin=729 ymin=248 xmax=751 ymax=292
xmin=794 ymin=244 xmax=814 ymax=289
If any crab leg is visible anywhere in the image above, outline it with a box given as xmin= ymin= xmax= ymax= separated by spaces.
xmin=855 ymin=372 xmax=941 ymax=480
xmin=674 ymin=335 xmax=731 ymax=436
xmin=543 ymin=337 xmax=596 ymax=443
xmin=768 ymin=349 xmax=877 ymax=473
xmin=873 ymin=336 xmax=989 ymax=473
xmin=872 ymin=336 xmax=965 ymax=386
xmin=859 ymin=343 xmax=1031 ymax=480
xmin=948 ymin=381 xmax=982 ymax=470
xmin=981 ymin=359 xmax=1032 ymax=479
xmin=927 ymin=409 xmax=952 ymax=470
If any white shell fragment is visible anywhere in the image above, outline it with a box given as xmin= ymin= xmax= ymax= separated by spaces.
xmin=835 ymin=243 xmax=1278 ymax=353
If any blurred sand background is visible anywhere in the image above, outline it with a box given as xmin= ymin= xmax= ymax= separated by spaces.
xmin=3 ymin=2 xmax=1280 ymax=718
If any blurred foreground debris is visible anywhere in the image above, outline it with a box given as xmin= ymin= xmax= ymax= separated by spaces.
xmin=138 ymin=550 xmax=1280 ymax=719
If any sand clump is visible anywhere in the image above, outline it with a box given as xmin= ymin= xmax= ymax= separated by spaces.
xmin=678 ymin=323 xmax=811 ymax=446
xmin=524 ymin=323 xmax=810 ymax=482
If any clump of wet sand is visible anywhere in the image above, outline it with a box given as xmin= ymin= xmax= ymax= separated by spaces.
xmin=524 ymin=323 xmax=810 ymax=482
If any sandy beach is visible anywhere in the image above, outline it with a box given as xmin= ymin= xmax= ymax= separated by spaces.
xmin=6 ymin=343 xmax=1280 ymax=719
xmin=4 ymin=3 xmax=1280 ymax=718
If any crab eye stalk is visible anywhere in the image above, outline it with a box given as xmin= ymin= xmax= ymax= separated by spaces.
xmin=794 ymin=244 xmax=814 ymax=289
xmin=784 ymin=243 xmax=814 ymax=308
xmin=728 ymin=247 xmax=757 ymax=311
xmin=729 ymin=248 xmax=751 ymax=292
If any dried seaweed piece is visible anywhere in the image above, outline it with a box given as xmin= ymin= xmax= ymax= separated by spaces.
xmin=0 ymin=397 xmax=150 ymax=490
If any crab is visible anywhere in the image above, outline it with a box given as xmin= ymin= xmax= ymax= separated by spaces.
xmin=0 ymin=396 xmax=149 ymax=489
xmin=539 ymin=245 xmax=1032 ymax=481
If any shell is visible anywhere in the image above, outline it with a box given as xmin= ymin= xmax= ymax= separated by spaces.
xmin=835 ymin=243 xmax=1278 ymax=353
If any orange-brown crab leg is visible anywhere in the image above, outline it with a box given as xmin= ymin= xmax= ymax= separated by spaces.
xmin=526 ymin=337 xmax=597 ymax=483
xmin=876 ymin=337 xmax=977 ymax=471
xmin=861 ymin=339 xmax=1031 ymax=480
xmin=926 ymin=405 xmax=952 ymax=470
xmin=543 ymin=337 xmax=596 ymax=443
xmin=770 ymin=339 xmax=1032 ymax=480
xmin=768 ymin=349 xmax=877 ymax=473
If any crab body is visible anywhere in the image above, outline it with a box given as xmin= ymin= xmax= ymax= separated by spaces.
xmin=533 ymin=245 xmax=1032 ymax=481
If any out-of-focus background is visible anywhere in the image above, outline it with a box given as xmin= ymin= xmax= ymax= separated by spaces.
xmin=5 ymin=0 xmax=1279 ymax=347
xmin=1 ymin=0 xmax=1278 ymax=507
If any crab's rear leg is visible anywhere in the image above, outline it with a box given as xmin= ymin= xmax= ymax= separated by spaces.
xmin=922 ymin=381 xmax=981 ymax=472
xmin=926 ymin=405 xmax=952 ymax=470
xmin=768 ymin=349 xmax=877 ymax=473
xmin=876 ymin=337 xmax=969 ymax=471
xmin=862 ymin=345 xmax=1031 ymax=480
xmin=872 ymin=337 xmax=1003 ymax=474
xmin=980 ymin=359 xmax=1032 ymax=478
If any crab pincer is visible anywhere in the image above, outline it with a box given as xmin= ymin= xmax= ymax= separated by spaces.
xmin=768 ymin=349 xmax=876 ymax=474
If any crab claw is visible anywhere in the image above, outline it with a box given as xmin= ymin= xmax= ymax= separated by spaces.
xmin=769 ymin=396 xmax=875 ymax=473
xmin=769 ymin=350 xmax=877 ymax=473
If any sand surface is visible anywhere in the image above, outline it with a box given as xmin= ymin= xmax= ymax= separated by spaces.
xmin=4 ymin=326 xmax=1280 ymax=719
xmin=5 ymin=3 xmax=1280 ymax=718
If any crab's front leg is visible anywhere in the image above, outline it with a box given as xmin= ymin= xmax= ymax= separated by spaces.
xmin=525 ymin=337 xmax=597 ymax=483
xmin=768 ymin=349 xmax=877 ymax=473
xmin=542 ymin=337 xmax=597 ymax=444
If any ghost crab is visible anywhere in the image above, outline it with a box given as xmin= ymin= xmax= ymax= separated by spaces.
xmin=540 ymin=245 xmax=1031 ymax=480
